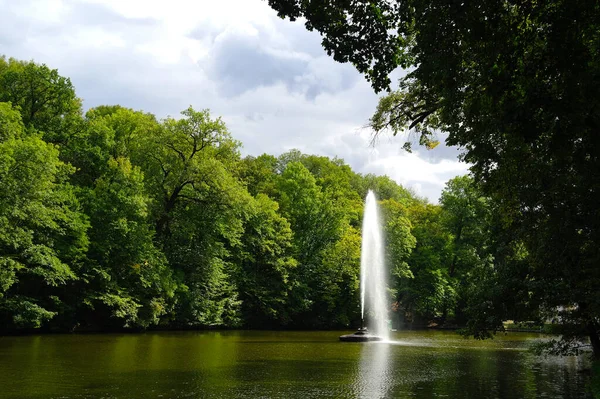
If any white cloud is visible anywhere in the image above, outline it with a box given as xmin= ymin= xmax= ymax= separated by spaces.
xmin=0 ymin=0 xmax=470 ymax=202
xmin=362 ymin=151 xmax=470 ymax=201
xmin=14 ymin=0 xmax=69 ymax=25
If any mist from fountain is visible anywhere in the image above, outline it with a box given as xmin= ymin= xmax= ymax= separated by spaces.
xmin=360 ymin=190 xmax=389 ymax=341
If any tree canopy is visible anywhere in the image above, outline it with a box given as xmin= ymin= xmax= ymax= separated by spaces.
xmin=0 ymin=57 xmax=434 ymax=333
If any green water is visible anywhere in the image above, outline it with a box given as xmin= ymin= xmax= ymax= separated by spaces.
xmin=0 ymin=330 xmax=592 ymax=398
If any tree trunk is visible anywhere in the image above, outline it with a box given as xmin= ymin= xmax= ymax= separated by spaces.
xmin=588 ymin=322 xmax=600 ymax=359
xmin=155 ymin=183 xmax=187 ymax=238
xmin=448 ymin=224 xmax=463 ymax=277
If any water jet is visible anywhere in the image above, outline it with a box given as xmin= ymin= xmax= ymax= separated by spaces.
xmin=340 ymin=190 xmax=388 ymax=342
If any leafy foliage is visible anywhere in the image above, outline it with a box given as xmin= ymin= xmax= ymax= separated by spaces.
xmin=0 ymin=56 xmax=82 ymax=143
xmin=0 ymin=102 xmax=88 ymax=329
xmin=232 ymin=194 xmax=296 ymax=327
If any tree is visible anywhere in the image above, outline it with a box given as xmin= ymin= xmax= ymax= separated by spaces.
xmin=265 ymin=0 xmax=412 ymax=93
xmin=140 ymin=107 xmax=241 ymax=239
xmin=267 ymin=0 xmax=600 ymax=358
xmin=0 ymin=57 xmax=82 ymax=143
xmin=380 ymin=199 xmax=415 ymax=283
xmin=0 ymin=102 xmax=88 ymax=329
xmin=80 ymin=157 xmax=176 ymax=329
xmin=138 ymin=107 xmax=247 ymax=327
xmin=72 ymin=104 xmax=251 ymax=328
xmin=379 ymin=199 xmax=417 ymax=325
xmin=276 ymin=161 xmax=343 ymax=266
xmin=439 ymin=176 xmax=492 ymax=323
xmin=289 ymin=152 xmax=364 ymax=227
xmin=238 ymin=154 xmax=279 ymax=198
xmin=62 ymin=106 xmax=160 ymax=187
xmin=275 ymin=161 xmax=346 ymax=326
xmin=316 ymin=224 xmax=362 ymax=327
xmin=231 ymin=194 xmax=297 ymax=327
xmin=400 ymin=202 xmax=452 ymax=324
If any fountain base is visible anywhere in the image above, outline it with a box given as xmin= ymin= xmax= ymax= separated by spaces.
xmin=339 ymin=327 xmax=383 ymax=342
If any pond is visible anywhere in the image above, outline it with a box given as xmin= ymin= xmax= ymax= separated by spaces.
xmin=0 ymin=330 xmax=592 ymax=398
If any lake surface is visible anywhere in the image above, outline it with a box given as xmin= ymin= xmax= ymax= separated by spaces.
xmin=0 ymin=330 xmax=593 ymax=398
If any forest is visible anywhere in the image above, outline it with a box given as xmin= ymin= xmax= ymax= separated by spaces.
xmin=0 ymin=54 xmax=598 ymax=361
xmin=0 ymin=55 xmax=494 ymax=332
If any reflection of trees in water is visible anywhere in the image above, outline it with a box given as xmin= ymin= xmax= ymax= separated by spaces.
xmin=354 ymin=343 xmax=392 ymax=398
xmin=350 ymin=338 xmax=592 ymax=399
xmin=405 ymin=347 xmax=591 ymax=399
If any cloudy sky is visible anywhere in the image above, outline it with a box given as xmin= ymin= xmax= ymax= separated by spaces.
xmin=0 ymin=0 xmax=469 ymax=202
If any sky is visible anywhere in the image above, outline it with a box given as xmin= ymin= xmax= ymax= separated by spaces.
xmin=0 ymin=0 xmax=470 ymax=202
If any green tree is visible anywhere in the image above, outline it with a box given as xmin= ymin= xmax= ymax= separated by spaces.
xmin=290 ymin=152 xmax=364 ymax=227
xmin=79 ymin=157 xmax=176 ymax=329
xmin=440 ymin=177 xmax=490 ymax=278
xmin=380 ymin=199 xmax=415 ymax=280
xmin=316 ymin=224 xmax=362 ymax=327
xmin=231 ymin=194 xmax=297 ymax=327
xmin=141 ymin=107 xmax=241 ymax=239
xmin=0 ymin=103 xmax=88 ymax=329
xmin=238 ymin=154 xmax=279 ymax=198
xmin=400 ymin=202 xmax=452 ymax=324
xmin=277 ymin=161 xmax=343 ymax=266
xmin=62 ymin=106 xmax=160 ymax=187
xmin=0 ymin=57 xmax=82 ymax=143
xmin=379 ymin=199 xmax=417 ymax=325
xmin=140 ymin=107 xmax=246 ymax=327
xmin=276 ymin=161 xmax=345 ymax=326
xmin=439 ymin=176 xmax=492 ymax=323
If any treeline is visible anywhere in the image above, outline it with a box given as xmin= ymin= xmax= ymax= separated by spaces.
xmin=0 ymin=56 xmax=509 ymax=332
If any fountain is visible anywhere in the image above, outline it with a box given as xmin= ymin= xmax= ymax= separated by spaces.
xmin=340 ymin=190 xmax=389 ymax=342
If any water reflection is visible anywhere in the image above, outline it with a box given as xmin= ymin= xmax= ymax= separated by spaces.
xmin=354 ymin=342 xmax=392 ymax=398
xmin=0 ymin=331 xmax=594 ymax=399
